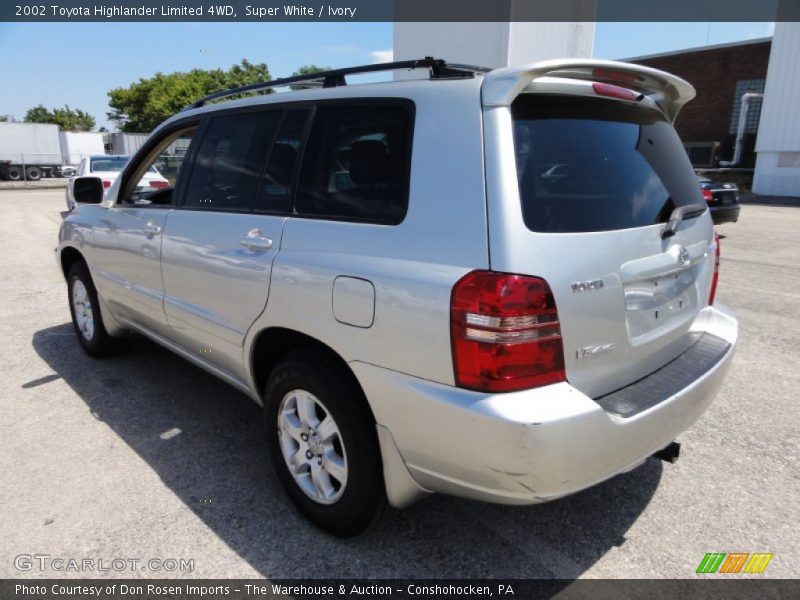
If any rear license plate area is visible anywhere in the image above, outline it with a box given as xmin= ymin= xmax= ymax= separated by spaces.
xmin=624 ymin=270 xmax=698 ymax=342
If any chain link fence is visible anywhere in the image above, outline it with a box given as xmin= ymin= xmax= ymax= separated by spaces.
xmin=0 ymin=152 xmax=91 ymax=187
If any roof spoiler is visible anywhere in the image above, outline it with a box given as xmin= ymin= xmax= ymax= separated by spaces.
xmin=481 ymin=59 xmax=695 ymax=122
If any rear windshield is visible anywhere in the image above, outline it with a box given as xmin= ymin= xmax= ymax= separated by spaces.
xmin=511 ymin=95 xmax=702 ymax=233
xmin=90 ymin=156 xmax=128 ymax=172
xmin=90 ymin=156 xmax=157 ymax=174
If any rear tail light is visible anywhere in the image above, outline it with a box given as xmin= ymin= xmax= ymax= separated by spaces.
xmin=701 ymin=188 xmax=714 ymax=202
xmin=149 ymin=180 xmax=169 ymax=189
xmin=451 ymin=271 xmax=566 ymax=392
xmin=709 ymin=232 xmax=721 ymax=305
xmin=102 ymin=180 xmax=112 ymax=189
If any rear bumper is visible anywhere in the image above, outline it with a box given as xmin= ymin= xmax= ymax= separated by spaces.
xmin=710 ymin=204 xmax=741 ymax=224
xmin=355 ymin=303 xmax=737 ymax=506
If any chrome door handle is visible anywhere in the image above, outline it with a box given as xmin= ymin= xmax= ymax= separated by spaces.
xmin=240 ymin=229 xmax=273 ymax=250
xmin=143 ymin=222 xmax=162 ymax=236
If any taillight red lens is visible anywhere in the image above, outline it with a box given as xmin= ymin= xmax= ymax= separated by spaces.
xmin=149 ymin=180 xmax=169 ymax=189
xmin=102 ymin=180 xmax=112 ymax=189
xmin=709 ymin=232 xmax=721 ymax=305
xmin=702 ymin=188 xmax=714 ymax=202
xmin=451 ymin=270 xmax=566 ymax=393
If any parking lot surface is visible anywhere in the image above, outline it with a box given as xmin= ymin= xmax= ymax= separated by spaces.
xmin=1 ymin=189 xmax=798 ymax=579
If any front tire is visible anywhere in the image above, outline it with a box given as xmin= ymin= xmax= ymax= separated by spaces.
xmin=263 ymin=349 xmax=387 ymax=537
xmin=67 ymin=261 xmax=119 ymax=357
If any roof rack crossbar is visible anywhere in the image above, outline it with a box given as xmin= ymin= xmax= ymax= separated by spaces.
xmin=186 ymin=57 xmax=482 ymax=110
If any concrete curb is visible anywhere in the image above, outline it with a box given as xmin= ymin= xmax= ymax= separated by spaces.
xmin=0 ymin=180 xmax=68 ymax=190
xmin=739 ymin=193 xmax=800 ymax=207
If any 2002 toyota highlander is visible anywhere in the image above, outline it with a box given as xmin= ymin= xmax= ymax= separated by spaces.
xmin=57 ymin=57 xmax=738 ymax=536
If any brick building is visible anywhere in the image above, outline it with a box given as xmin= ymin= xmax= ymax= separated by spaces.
xmin=628 ymin=38 xmax=772 ymax=168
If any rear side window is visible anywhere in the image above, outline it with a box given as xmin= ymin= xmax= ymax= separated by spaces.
xmin=183 ymin=111 xmax=280 ymax=211
xmin=295 ymin=104 xmax=412 ymax=225
xmin=512 ymin=95 xmax=702 ymax=233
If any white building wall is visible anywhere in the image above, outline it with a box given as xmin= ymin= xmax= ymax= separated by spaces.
xmin=507 ymin=21 xmax=595 ymax=66
xmin=393 ymin=20 xmax=595 ymax=72
xmin=753 ymin=22 xmax=800 ymax=196
xmin=393 ymin=22 xmax=512 ymax=69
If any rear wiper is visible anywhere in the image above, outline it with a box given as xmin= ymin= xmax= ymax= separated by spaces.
xmin=661 ymin=203 xmax=707 ymax=238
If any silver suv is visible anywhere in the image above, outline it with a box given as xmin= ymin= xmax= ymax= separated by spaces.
xmin=57 ymin=58 xmax=738 ymax=536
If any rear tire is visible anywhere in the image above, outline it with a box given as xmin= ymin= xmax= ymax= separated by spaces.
xmin=67 ymin=261 xmax=119 ymax=357
xmin=263 ymin=349 xmax=387 ymax=537
xmin=25 ymin=166 xmax=41 ymax=181
xmin=7 ymin=165 xmax=23 ymax=181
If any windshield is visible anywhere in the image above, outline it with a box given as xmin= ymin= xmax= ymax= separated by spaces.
xmin=512 ymin=95 xmax=702 ymax=233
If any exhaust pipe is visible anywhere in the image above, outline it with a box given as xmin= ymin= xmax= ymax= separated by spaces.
xmin=653 ymin=441 xmax=681 ymax=464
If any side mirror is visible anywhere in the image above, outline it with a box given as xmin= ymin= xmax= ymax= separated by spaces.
xmin=73 ymin=177 xmax=104 ymax=204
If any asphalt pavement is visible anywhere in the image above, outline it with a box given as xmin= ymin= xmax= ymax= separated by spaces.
xmin=0 ymin=189 xmax=797 ymax=579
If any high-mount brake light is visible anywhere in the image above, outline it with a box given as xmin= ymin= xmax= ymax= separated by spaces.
xmin=592 ymin=82 xmax=642 ymax=101
xmin=591 ymin=68 xmax=639 ymax=85
xmin=451 ymin=271 xmax=566 ymax=393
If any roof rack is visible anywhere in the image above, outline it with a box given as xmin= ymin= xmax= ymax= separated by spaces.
xmin=186 ymin=57 xmax=488 ymax=110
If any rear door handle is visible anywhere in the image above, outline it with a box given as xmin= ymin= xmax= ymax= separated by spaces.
xmin=143 ymin=222 xmax=162 ymax=236
xmin=240 ymin=229 xmax=273 ymax=251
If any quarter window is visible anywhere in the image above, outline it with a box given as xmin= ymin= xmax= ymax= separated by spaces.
xmin=184 ymin=111 xmax=281 ymax=211
xmin=295 ymin=104 xmax=411 ymax=224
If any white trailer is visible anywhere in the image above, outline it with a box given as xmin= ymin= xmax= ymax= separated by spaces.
xmin=60 ymin=131 xmax=105 ymax=165
xmin=108 ymin=132 xmax=149 ymax=156
xmin=0 ymin=122 xmax=63 ymax=180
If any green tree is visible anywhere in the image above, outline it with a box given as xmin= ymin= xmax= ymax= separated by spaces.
xmin=24 ymin=105 xmax=52 ymax=123
xmin=290 ymin=64 xmax=332 ymax=90
xmin=107 ymin=59 xmax=271 ymax=132
xmin=0 ymin=115 xmax=15 ymax=122
xmin=24 ymin=104 xmax=95 ymax=131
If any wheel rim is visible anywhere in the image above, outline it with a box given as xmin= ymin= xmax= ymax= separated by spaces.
xmin=277 ymin=389 xmax=348 ymax=505
xmin=71 ymin=280 xmax=95 ymax=341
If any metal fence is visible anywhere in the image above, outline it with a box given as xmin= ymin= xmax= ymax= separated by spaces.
xmin=2 ymin=131 xmax=172 ymax=187
xmin=0 ymin=152 xmax=91 ymax=186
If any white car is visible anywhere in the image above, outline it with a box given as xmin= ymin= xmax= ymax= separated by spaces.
xmin=66 ymin=155 xmax=169 ymax=210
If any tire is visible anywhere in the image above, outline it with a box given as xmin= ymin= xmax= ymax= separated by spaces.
xmin=263 ymin=349 xmax=387 ymax=537
xmin=67 ymin=261 xmax=119 ymax=357
xmin=6 ymin=165 xmax=23 ymax=181
xmin=25 ymin=166 xmax=41 ymax=181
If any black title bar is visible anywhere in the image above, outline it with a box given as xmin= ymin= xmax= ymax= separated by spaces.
xmin=3 ymin=579 xmax=800 ymax=600
xmin=3 ymin=0 xmax=799 ymax=22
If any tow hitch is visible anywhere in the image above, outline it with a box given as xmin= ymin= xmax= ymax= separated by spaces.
xmin=653 ymin=441 xmax=681 ymax=463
